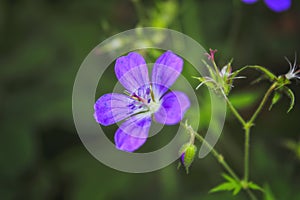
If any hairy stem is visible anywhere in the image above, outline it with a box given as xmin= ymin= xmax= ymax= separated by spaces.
xmin=248 ymin=82 xmax=277 ymax=125
xmin=180 ymin=122 xmax=240 ymax=181
xmin=180 ymin=122 xmax=258 ymax=200
xmin=243 ymin=83 xmax=277 ymax=181
xmin=225 ymin=97 xmax=246 ymax=126
xmin=244 ymin=128 xmax=250 ymax=182
xmin=194 ymin=132 xmax=240 ymax=181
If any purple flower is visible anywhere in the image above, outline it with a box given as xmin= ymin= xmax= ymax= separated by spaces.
xmin=241 ymin=0 xmax=291 ymax=12
xmin=94 ymin=51 xmax=190 ymax=152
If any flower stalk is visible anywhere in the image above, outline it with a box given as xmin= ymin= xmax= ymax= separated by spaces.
xmin=240 ymin=82 xmax=277 ymax=182
xmin=180 ymin=122 xmax=240 ymax=182
xmin=192 ymin=48 xmax=299 ymax=199
xmin=180 ymin=122 xmax=258 ymax=200
xmin=225 ymin=83 xmax=277 ymax=183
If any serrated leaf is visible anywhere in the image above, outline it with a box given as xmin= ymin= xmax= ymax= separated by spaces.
xmin=282 ymin=86 xmax=295 ymax=112
xmin=248 ymin=182 xmax=264 ymax=191
xmin=222 ymin=173 xmax=237 ymax=183
xmin=210 ymin=174 xmax=242 ymax=195
xmin=269 ymin=92 xmax=282 ymax=111
xmin=233 ymin=184 xmax=242 ymax=195
xmin=209 ymin=182 xmax=236 ymax=193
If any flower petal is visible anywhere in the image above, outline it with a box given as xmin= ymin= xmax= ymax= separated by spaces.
xmin=264 ymin=0 xmax=291 ymax=12
xmin=154 ymin=91 xmax=190 ymax=125
xmin=94 ymin=93 xmax=147 ymax=126
xmin=115 ymin=52 xmax=149 ymax=93
xmin=241 ymin=0 xmax=258 ymax=4
xmin=114 ymin=114 xmax=152 ymax=152
xmin=151 ymin=51 xmax=183 ymax=99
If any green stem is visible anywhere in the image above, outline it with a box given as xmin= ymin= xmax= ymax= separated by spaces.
xmin=226 ymin=97 xmax=250 ymax=183
xmin=195 ymin=132 xmax=240 ymax=181
xmin=181 ymin=122 xmax=240 ymax=182
xmin=226 ymin=83 xmax=277 ymax=183
xmin=246 ymin=189 xmax=258 ymax=200
xmin=225 ymin=97 xmax=246 ymax=126
xmin=180 ymin=123 xmax=259 ymax=200
xmin=248 ymin=82 xmax=277 ymax=125
xmin=242 ymin=83 xmax=277 ymax=183
xmin=244 ymin=128 xmax=250 ymax=182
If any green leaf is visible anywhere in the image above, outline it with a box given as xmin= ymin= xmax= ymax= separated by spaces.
xmin=209 ymin=182 xmax=236 ymax=193
xmin=233 ymin=185 xmax=242 ymax=195
xmin=210 ymin=174 xmax=242 ymax=195
xmin=229 ymin=91 xmax=260 ymax=110
xmin=269 ymin=92 xmax=282 ymax=111
xmin=282 ymin=86 xmax=295 ymax=112
xmin=248 ymin=182 xmax=264 ymax=192
xmin=222 ymin=173 xmax=236 ymax=183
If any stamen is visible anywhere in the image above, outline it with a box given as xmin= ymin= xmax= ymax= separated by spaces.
xmin=150 ymin=85 xmax=156 ymax=102
xmin=131 ymin=93 xmax=147 ymax=104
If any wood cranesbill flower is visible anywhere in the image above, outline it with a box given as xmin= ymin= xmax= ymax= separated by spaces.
xmin=241 ymin=0 xmax=291 ymax=12
xmin=94 ymin=51 xmax=190 ymax=152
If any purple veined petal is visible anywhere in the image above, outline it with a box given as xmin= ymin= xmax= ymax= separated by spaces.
xmin=114 ymin=113 xmax=152 ymax=152
xmin=151 ymin=51 xmax=183 ymax=99
xmin=241 ymin=0 xmax=258 ymax=4
xmin=264 ymin=0 xmax=291 ymax=12
xmin=94 ymin=93 xmax=147 ymax=126
xmin=115 ymin=52 xmax=150 ymax=94
xmin=154 ymin=91 xmax=190 ymax=125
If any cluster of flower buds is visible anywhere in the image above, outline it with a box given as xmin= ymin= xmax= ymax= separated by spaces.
xmin=195 ymin=49 xmax=245 ymax=97
xmin=196 ymin=49 xmax=299 ymax=113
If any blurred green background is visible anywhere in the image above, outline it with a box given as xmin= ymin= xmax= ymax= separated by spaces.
xmin=1 ymin=0 xmax=300 ymax=199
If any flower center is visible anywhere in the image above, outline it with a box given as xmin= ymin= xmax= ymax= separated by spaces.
xmin=148 ymin=101 xmax=160 ymax=114
xmin=130 ymin=87 xmax=161 ymax=114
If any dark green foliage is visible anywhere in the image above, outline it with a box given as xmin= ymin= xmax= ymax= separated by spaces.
xmin=1 ymin=0 xmax=300 ymax=200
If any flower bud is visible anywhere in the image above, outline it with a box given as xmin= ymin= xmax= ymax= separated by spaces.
xmin=179 ymin=143 xmax=197 ymax=174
